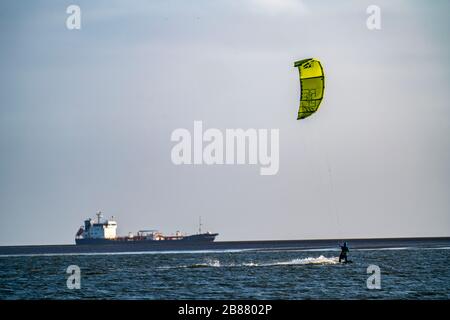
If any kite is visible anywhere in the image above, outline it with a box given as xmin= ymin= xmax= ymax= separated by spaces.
xmin=294 ymin=58 xmax=325 ymax=120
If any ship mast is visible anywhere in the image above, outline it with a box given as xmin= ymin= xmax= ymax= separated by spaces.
xmin=96 ymin=211 xmax=102 ymax=224
xmin=198 ymin=216 xmax=202 ymax=234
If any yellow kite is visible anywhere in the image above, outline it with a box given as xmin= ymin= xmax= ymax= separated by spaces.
xmin=294 ymin=58 xmax=325 ymax=120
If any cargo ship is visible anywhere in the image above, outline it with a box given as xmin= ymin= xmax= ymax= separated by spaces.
xmin=75 ymin=212 xmax=218 ymax=245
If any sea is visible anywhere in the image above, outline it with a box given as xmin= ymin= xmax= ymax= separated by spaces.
xmin=1 ymin=242 xmax=449 ymax=299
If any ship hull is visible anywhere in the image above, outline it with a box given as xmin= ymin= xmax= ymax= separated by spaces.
xmin=75 ymin=233 xmax=218 ymax=245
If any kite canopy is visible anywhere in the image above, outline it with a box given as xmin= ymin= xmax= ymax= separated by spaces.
xmin=294 ymin=58 xmax=325 ymax=120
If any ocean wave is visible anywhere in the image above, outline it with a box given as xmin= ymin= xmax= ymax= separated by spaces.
xmin=157 ymin=255 xmax=340 ymax=269
xmin=266 ymin=256 xmax=339 ymax=266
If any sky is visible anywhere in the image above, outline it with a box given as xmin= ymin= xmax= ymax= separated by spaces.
xmin=0 ymin=0 xmax=449 ymax=245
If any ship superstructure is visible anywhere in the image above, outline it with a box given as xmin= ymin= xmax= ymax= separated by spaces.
xmin=76 ymin=212 xmax=117 ymax=240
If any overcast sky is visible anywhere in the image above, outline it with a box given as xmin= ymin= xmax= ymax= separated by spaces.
xmin=0 ymin=0 xmax=449 ymax=245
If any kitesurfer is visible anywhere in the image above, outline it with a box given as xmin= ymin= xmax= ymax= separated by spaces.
xmin=339 ymin=242 xmax=349 ymax=263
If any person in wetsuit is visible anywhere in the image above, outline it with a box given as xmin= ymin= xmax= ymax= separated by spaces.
xmin=339 ymin=242 xmax=349 ymax=263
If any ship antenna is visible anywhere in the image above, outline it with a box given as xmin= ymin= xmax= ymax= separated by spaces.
xmin=198 ymin=216 xmax=202 ymax=234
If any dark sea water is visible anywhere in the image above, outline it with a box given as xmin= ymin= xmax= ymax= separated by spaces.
xmin=1 ymin=246 xmax=449 ymax=299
